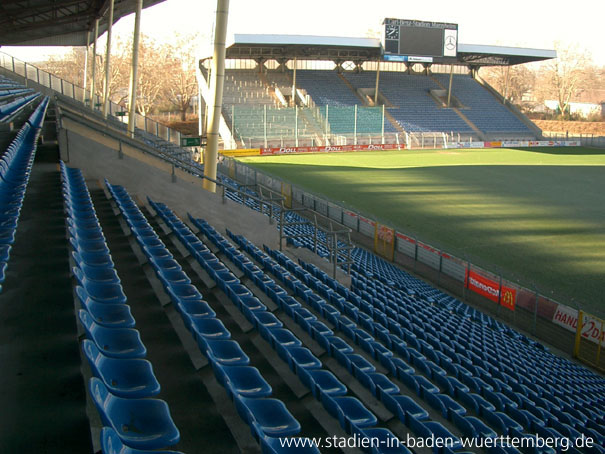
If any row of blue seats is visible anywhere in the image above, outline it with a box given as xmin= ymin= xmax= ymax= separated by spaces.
xmin=105 ymin=182 xmax=306 ymax=454
xmin=139 ymin=196 xmax=320 ymax=454
xmin=0 ymin=93 xmax=41 ymax=122
xmin=61 ymin=164 xmax=181 ymax=454
xmin=249 ymin=238 xmax=521 ymax=453
xmin=263 ymin=246 xmax=604 ymax=454
xmin=0 ymin=96 xmax=48 ymax=292
xmin=152 ymin=200 xmax=412 ymax=454
xmin=330 ymin=258 xmax=605 ymax=451
xmin=188 ymin=214 xmax=423 ymax=454
xmin=350 ymin=271 xmax=605 ymax=439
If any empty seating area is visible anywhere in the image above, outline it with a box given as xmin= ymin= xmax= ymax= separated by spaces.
xmin=63 ymin=163 xmax=181 ymax=452
xmin=432 ymin=74 xmax=533 ymax=135
xmin=345 ymin=72 xmax=473 ymax=134
xmin=0 ymin=94 xmax=48 ymax=291
xmin=0 ymin=75 xmax=41 ymax=123
xmin=0 ymin=72 xmax=601 ymax=454
xmin=223 ymin=70 xmax=277 ymax=107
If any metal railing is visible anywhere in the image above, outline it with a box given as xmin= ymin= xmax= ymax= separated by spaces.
xmin=0 ymin=51 xmax=183 ymax=147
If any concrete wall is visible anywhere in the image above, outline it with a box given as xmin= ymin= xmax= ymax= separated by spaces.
xmin=57 ymin=115 xmax=279 ymax=251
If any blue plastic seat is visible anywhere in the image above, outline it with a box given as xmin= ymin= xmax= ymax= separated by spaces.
xmin=234 ymin=395 xmax=301 ymax=437
xmin=73 ymin=250 xmax=114 ymax=268
xmin=191 ymin=318 xmax=231 ymax=348
xmin=382 ymin=394 xmax=429 ymax=425
xmin=78 ymin=290 xmax=135 ymax=328
xmin=357 ymin=372 xmax=400 ymax=399
xmin=90 ymin=378 xmax=180 ymax=450
xmin=100 ymin=427 xmax=184 ymax=454
xmin=344 ymin=353 xmax=376 ymax=374
xmin=157 ymin=269 xmax=191 ymax=288
xmin=205 ymin=339 xmax=250 ymax=366
xmin=77 ymin=279 xmax=127 ymax=305
xmin=177 ymin=299 xmax=216 ymax=323
xmin=79 ymin=310 xmax=146 ymax=359
xmin=284 ymin=347 xmax=322 ymax=373
xmin=322 ymin=395 xmax=378 ymax=433
xmin=267 ymin=328 xmax=302 ymax=349
xmin=82 ymin=340 xmax=160 ymax=398
xmin=74 ymin=264 xmax=120 ymax=284
xmin=250 ymin=311 xmax=283 ymax=330
xmin=298 ymin=368 xmax=347 ymax=399
xmin=149 ymin=256 xmax=182 ymax=273
xmin=214 ymin=364 xmax=272 ymax=398
xmin=166 ymin=283 xmax=203 ymax=304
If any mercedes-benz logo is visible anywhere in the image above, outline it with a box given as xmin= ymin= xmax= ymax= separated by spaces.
xmin=445 ymin=35 xmax=456 ymax=50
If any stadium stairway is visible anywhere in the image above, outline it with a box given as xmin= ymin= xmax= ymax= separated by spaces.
xmin=0 ymin=138 xmax=93 ymax=451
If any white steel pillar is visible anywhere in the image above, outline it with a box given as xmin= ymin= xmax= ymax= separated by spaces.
xmin=127 ymin=0 xmax=143 ymax=136
xmin=291 ymin=56 xmax=297 ymax=107
xmin=203 ymin=0 xmax=230 ymax=192
xmin=83 ymin=31 xmax=90 ymax=102
xmin=90 ymin=18 xmax=99 ymax=107
xmin=102 ymin=0 xmax=114 ymax=118
xmin=447 ymin=64 xmax=454 ymax=107
xmin=374 ymin=59 xmax=381 ymax=105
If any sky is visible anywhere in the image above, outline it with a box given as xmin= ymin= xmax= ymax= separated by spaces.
xmin=3 ymin=0 xmax=604 ymax=65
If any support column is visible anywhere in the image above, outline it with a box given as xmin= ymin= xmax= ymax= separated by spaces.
xmin=503 ymin=65 xmax=511 ymax=105
xmin=89 ymin=18 xmax=99 ymax=108
xmin=82 ymin=31 xmax=90 ymax=102
xmin=203 ymin=0 xmax=230 ymax=192
xmin=127 ymin=0 xmax=143 ymax=136
xmin=374 ymin=59 xmax=381 ymax=106
xmin=102 ymin=0 xmax=114 ymax=118
xmin=447 ymin=64 xmax=454 ymax=108
xmin=291 ymin=56 xmax=297 ymax=107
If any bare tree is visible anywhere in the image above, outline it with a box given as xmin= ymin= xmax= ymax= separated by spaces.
xmin=163 ymin=33 xmax=199 ymax=121
xmin=481 ymin=64 xmax=536 ymax=105
xmin=542 ymin=42 xmax=591 ymax=116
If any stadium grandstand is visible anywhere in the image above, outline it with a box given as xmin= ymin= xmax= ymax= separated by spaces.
xmin=200 ymin=34 xmax=549 ymax=148
xmin=0 ymin=1 xmax=603 ymax=454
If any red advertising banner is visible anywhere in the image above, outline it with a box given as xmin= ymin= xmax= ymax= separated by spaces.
xmin=260 ymin=143 xmax=404 ymax=155
xmin=396 ymin=232 xmax=415 ymax=244
xmin=466 ymin=270 xmax=516 ymax=310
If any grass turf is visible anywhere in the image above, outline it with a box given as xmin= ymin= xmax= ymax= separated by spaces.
xmin=239 ymin=147 xmax=605 ymax=316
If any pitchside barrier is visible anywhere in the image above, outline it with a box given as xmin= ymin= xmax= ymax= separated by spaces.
xmin=219 ymin=157 xmax=601 ymax=364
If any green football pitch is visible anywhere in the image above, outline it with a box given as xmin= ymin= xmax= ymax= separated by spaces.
xmin=239 ymin=147 xmax=605 ymax=316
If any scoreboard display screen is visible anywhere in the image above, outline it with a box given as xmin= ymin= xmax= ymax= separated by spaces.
xmin=383 ymin=18 xmax=458 ymax=59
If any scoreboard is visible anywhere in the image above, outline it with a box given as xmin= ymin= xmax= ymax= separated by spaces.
xmin=383 ymin=18 xmax=458 ymax=62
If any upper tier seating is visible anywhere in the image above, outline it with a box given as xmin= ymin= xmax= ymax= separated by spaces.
xmin=432 ymin=74 xmax=533 ymax=135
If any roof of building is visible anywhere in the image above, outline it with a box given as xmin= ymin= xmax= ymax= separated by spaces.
xmin=0 ymin=0 xmax=165 ymax=46
xmin=225 ymin=34 xmax=555 ymax=67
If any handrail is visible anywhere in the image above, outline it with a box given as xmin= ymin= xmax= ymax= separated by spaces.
xmin=0 ymin=50 xmax=183 ymax=147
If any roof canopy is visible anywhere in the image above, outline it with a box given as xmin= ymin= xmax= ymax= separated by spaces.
xmin=226 ymin=34 xmax=382 ymax=62
xmin=0 ymin=0 xmax=165 ymax=46
xmin=224 ymin=34 xmax=555 ymax=67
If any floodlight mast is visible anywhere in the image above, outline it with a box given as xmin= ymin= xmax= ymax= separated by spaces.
xmin=203 ymin=0 xmax=230 ymax=193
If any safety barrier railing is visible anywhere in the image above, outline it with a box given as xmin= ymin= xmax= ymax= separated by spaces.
xmin=0 ymin=51 xmax=183 ymax=147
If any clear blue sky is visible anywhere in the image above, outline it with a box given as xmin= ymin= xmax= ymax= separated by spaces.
xmin=5 ymin=0 xmax=604 ymax=65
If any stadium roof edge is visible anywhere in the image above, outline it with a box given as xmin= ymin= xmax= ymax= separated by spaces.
xmin=0 ymin=0 xmax=165 ymax=46
xmin=224 ymin=33 xmax=555 ymax=67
